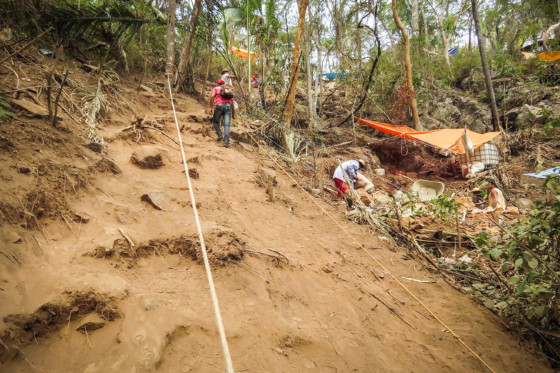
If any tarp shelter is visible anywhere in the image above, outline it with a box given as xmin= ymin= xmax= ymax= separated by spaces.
xmin=538 ymin=52 xmax=560 ymax=62
xmin=229 ymin=47 xmax=257 ymax=61
xmin=355 ymin=117 xmax=501 ymax=155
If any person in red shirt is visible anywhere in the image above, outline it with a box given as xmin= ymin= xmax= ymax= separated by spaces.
xmin=208 ymin=79 xmax=235 ymax=148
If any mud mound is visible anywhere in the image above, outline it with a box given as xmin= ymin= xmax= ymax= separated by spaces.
xmin=368 ymin=138 xmax=457 ymax=176
xmin=0 ymin=291 xmax=120 ymax=362
xmin=93 ymin=230 xmax=246 ymax=266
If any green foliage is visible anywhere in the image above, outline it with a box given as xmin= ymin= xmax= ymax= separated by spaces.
xmin=48 ymin=0 xmax=164 ymax=47
xmin=544 ymin=118 xmax=560 ymax=137
xmin=491 ymin=52 xmax=517 ymax=77
xmin=0 ymin=90 xmax=14 ymax=122
xmin=475 ymin=175 xmax=560 ymax=330
xmin=426 ymin=193 xmax=461 ymax=223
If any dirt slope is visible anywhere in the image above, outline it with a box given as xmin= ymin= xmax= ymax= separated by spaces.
xmin=0 ymin=82 xmax=552 ymax=372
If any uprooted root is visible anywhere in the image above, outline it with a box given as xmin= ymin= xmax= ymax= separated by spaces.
xmin=0 ymin=291 xmax=121 ymax=362
xmin=93 ymin=230 xmax=246 ymax=266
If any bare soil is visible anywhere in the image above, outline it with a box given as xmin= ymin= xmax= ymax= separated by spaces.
xmin=0 ymin=53 xmax=554 ymax=372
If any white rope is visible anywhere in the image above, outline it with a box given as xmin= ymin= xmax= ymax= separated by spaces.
xmin=166 ymin=75 xmax=235 ymax=373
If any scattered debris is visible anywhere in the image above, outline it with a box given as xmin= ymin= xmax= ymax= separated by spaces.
xmin=130 ymin=146 xmax=164 ymax=169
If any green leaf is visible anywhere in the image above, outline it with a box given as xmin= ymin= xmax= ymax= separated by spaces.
xmin=489 ymin=248 xmax=502 ymax=260
xmin=483 ymin=299 xmax=494 ymax=309
xmin=515 ymin=258 xmax=524 ymax=267
xmin=497 ymin=301 xmax=508 ymax=309
xmin=517 ymin=280 xmax=526 ymax=295
xmin=528 ymin=258 xmax=538 ymax=269
xmin=508 ymin=275 xmax=520 ymax=285
xmin=534 ymin=305 xmax=547 ymax=315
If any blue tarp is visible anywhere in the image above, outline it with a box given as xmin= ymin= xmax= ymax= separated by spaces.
xmin=448 ymin=47 xmax=458 ymax=56
xmin=524 ymin=166 xmax=560 ymax=179
xmin=322 ymin=73 xmax=345 ymax=81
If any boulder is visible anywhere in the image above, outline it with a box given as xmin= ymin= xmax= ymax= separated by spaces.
xmin=131 ymin=146 xmax=164 ymax=169
xmin=516 ymin=104 xmax=548 ymax=127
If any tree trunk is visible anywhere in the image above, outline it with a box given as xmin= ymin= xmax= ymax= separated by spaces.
xmin=468 ymin=16 xmax=472 ymax=51
xmin=392 ymin=0 xmax=420 ymax=129
xmin=304 ymin=22 xmax=314 ymax=127
xmin=175 ymin=0 xmax=202 ymax=92
xmin=312 ymin=19 xmax=323 ymax=117
xmin=421 ymin=4 xmax=428 ymax=46
xmin=437 ymin=0 xmax=451 ymax=65
xmin=442 ymin=31 xmax=450 ymax=65
xmin=165 ymin=0 xmax=176 ymax=95
xmin=471 ymin=0 xmax=499 ymax=131
xmin=283 ymin=0 xmax=309 ymax=127
xmin=412 ymin=0 xmax=419 ymax=38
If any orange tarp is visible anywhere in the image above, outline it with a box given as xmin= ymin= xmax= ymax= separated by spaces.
xmin=229 ymin=47 xmax=257 ymax=61
xmin=538 ymin=51 xmax=560 ymax=62
xmin=356 ymin=117 xmax=501 ymax=155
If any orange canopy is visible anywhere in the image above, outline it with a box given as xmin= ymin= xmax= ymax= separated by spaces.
xmin=356 ymin=117 xmax=501 ymax=154
xmin=229 ymin=47 xmax=257 ymax=61
xmin=538 ymin=51 xmax=560 ymax=62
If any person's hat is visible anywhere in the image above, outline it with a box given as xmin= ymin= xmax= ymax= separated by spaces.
xmin=358 ymin=159 xmax=366 ymax=169
xmin=217 ymin=79 xmax=225 ymax=84
xmin=471 ymin=188 xmax=481 ymax=193
xmin=221 ymin=68 xmax=229 ymax=73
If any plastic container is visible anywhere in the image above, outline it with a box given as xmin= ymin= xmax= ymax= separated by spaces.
xmin=410 ymin=179 xmax=445 ymax=202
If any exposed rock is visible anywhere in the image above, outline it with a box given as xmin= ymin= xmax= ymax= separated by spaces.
xmin=95 ymin=246 xmax=106 ymax=258
xmin=516 ymin=104 xmax=548 ymax=127
xmin=17 ymin=166 xmax=30 ymax=174
xmin=86 ymin=142 xmax=103 ymax=153
xmin=130 ymin=146 xmax=164 ymax=169
xmin=72 ymin=211 xmax=91 ymax=223
xmin=141 ymin=191 xmax=175 ymax=211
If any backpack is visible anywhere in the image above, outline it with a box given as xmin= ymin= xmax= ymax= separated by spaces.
xmin=220 ymin=84 xmax=235 ymax=100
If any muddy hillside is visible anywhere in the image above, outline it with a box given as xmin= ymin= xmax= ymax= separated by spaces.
xmin=0 ymin=44 xmax=556 ymax=372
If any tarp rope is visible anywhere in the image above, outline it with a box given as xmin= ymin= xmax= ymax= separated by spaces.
xmin=233 ymin=96 xmax=497 ymax=373
xmin=166 ymin=75 xmax=235 ymax=373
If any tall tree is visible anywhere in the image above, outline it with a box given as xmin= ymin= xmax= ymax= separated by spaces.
xmin=304 ymin=20 xmax=315 ymax=126
xmin=412 ymin=0 xmax=419 ymax=38
xmin=426 ymin=0 xmax=469 ymax=65
xmin=471 ymin=0 xmax=499 ymax=131
xmin=392 ymin=0 xmax=420 ymax=129
xmin=175 ymin=0 xmax=203 ymax=92
xmin=284 ymin=0 xmax=309 ymax=127
xmin=165 ymin=0 xmax=176 ymax=94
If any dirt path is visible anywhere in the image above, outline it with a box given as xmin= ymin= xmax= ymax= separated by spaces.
xmin=0 ymin=92 xmax=551 ymax=372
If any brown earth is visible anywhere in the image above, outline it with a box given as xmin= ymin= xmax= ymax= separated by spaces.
xmin=0 ymin=56 xmax=554 ymax=372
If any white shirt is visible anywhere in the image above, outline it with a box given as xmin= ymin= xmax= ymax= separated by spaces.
xmin=333 ymin=160 xmax=360 ymax=187
xmin=221 ymin=73 xmax=232 ymax=85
